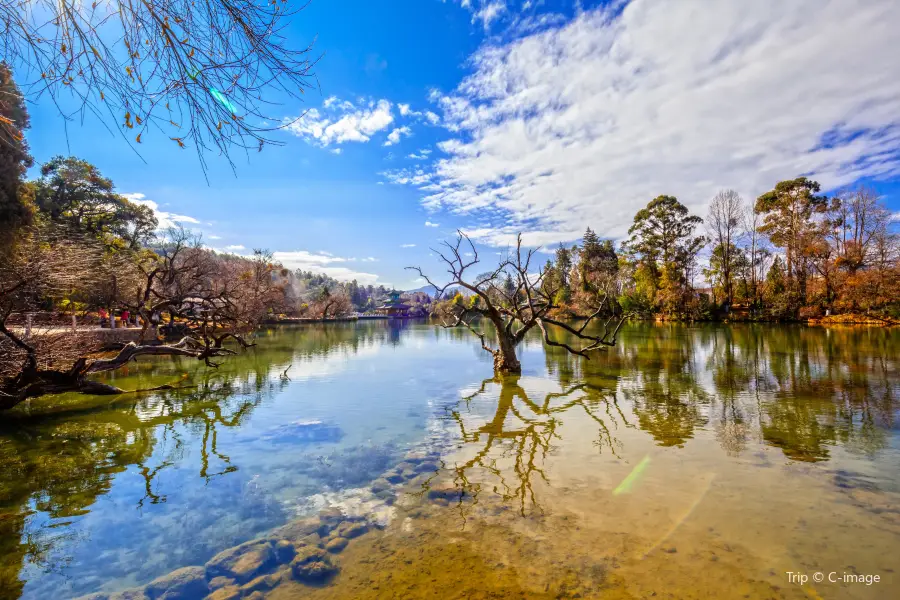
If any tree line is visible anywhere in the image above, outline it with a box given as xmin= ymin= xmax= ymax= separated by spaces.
xmin=540 ymin=183 xmax=898 ymax=321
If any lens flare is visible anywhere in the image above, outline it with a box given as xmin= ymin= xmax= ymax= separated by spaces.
xmin=210 ymin=88 xmax=237 ymax=114
xmin=613 ymin=455 xmax=651 ymax=496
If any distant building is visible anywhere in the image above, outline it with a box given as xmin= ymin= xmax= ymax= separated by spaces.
xmin=376 ymin=290 xmax=410 ymax=317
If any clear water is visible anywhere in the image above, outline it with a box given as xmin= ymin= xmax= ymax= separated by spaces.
xmin=1 ymin=321 xmax=898 ymax=599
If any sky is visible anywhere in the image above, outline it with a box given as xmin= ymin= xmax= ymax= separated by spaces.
xmin=21 ymin=0 xmax=900 ymax=289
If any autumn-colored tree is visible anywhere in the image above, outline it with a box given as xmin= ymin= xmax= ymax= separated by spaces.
xmin=828 ymin=187 xmax=893 ymax=274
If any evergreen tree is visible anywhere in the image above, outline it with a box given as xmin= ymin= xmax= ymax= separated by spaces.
xmin=34 ymin=156 xmax=157 ymax=248
xmin=755 ymin=177 xmax=828 ymax=300
xmin=766 ymin=256 xmax=787 ymax=297
xmin=0 ymin=63 xmax=33 ymax=232
xmin=626 ymin=196 xmax=705 ymax=268
xmin=624 ymin=195 xmax=705 ymax=314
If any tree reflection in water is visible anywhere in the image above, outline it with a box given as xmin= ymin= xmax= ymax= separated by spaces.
xmin=443 ymin=375 xmax=628 ymax=516
xmin=0 ymin=322 xmax=403 ymax=599
xmin=0 ymin=322 xmax=897 ymax=598
xmin=434 ymin=323 xmax=898 ymax=521
xmin=0 ymin=366 xmax=287 ymax=598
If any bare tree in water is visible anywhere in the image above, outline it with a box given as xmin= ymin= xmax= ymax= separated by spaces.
xmin=442 ymin=375 xmax=629 ymax=516
xmin=409 ymin=231 xmax=628 ymax=374
xmin=0 ymin=0 xmax=316 ymax=168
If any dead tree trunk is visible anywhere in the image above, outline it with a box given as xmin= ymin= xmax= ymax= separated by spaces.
xmin=409 ymin=231 xmax=628 ymax=375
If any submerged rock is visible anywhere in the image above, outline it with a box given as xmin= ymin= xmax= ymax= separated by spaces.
xmin=205 ymin=586 xmax=240 ymax=600
xmin=334 ymin=521 xmax=368 ymax=539
xmin=205 ymin=539 xmax=275 ymax=583
xmin=270 ymin=516 xmax=322 ymax=543
xmin=290 ymin=546 xmax=338 ymax=582
xmin=144 ymin=566 xmax=207 ymax=600
xmin=207 ymin=576 xmax=236 ymax=591
xmin=414 ymin=461 xmax=440 ymax=473
xmin=273 ymin=539 xmax=297 ymax=563
xmin=370 ymin=478 xmax=392 ymax=493
xmin=239 ymin=566 xmax=290 ymax=595
xmin=324 ymin=536 xmax=348 ymax=553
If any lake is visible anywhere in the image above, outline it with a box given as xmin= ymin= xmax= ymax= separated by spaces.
xmin=1 ymin=321 xmax=898 ymax=599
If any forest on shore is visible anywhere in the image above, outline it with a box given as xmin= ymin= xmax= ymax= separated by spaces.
xmin=431 ymin=185 xmax=899 ymax=324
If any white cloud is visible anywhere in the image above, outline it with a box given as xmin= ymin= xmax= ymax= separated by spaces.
xmin=208 ymin=235 xmax=222 ymax=240
xmin=452 ymin=0 xmax=508 ymax=31
xmin=286 ymin=98 xmax=394 ymax=147
xmin=124 ymin=193 xmax=201 ymax=230
xmin=383 ymin=126 xmax=412 ymax=146
xmin=425 ymin=220 xmax=440 ymax=227
xmin=400 ymin=243 xmax=417 ymax=248
xmin=473 ymin=1 xmax=506 ymax=30
xmin=225 ymin=244 xmax=245 ymax=251
xmin=273 ymin=250 xmax=381 ymax=285
xmin=381 ymin=167 xmax=431 ymax=186
xmin=408 ymin=149 xmax=433 ymax=160
xmin=404 ymin=0 xmax=900 ymax=247
xmin=394 ymin=103 xmax=439 ymax=125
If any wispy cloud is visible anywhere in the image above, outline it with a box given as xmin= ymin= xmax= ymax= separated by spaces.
xmin=400 ymin=0 xmax=900 ymax=246
xmin=425 ymin=221 xmax=440 ymax=227
xmin=124 ymin=193 xmax=201 ymax=230
xmin=224 ymin=244 xmax=245 ymax=251
xmin=408 ymin=149 xmax=432 ymax=160
xmin=272 ymin=250 xmax=381 ymax=284
xmin=452 ymin=0 xmax=508 ymax=31
xmin=400 ymin=243 xmax=417 ymax=248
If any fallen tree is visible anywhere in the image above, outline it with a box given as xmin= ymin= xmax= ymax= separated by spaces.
xmin=409 ymin=231 xmax=628 ymax=374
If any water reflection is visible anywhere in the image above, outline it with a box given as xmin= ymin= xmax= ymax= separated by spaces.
xmin=445 ymin=375 xmax=628 ymax=515
xmin=603 ymin=324 xmax=896 ymax=462
xmin=0 ymin=322 xmax=897 ymax=598
xmin=0 ymin=321 xmax=415 ymax=599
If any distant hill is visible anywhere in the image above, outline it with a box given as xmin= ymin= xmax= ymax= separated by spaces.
xmin=405 ymin=284 xmax=462 ymax=298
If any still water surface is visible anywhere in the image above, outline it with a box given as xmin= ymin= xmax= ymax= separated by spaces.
xmin=1 ymin=321 xmax=898 ymax=599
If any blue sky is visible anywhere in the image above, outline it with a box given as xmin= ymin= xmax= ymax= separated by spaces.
xmin=22 ymin=0 xmax=900 ymax=288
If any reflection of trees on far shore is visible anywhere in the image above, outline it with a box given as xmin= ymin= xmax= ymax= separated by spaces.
xmin=442 ymin=375 xmax=629 ymax=516
xmin=598 ymin=324 xmax=897 ymax=463
xmin=1 ymin=321 xmax=438 ymax=597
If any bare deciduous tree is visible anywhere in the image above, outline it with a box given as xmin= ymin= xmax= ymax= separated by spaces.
xmin=706 ymin=189 xmax=744 ymax=306
xmin=409 ymin=231 xmax=628 ymax=374
xmin=0 ymin=225 xmax=284 ymax=408
xmin=1 ymin=0 xmax=316 ymax=168
xmin=829 ymin=186 xmax=893 ymax=273
xmin=741 ymin=204 xmax=768 ymax=307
